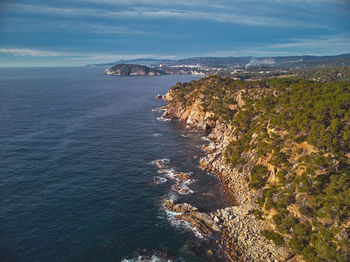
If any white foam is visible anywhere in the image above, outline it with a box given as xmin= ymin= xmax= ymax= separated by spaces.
xmin=167 ymin=192 xmax=178 ymax=201
xmin=159 ymin=168 xmax=176 ymax=179
xmin=153 ymin=176 xmax=167 ymax=184
xmin=121 ymin=254 xmax=174 ymax=262
xmin=151 ymin=133 xmax=163 ymax=137
xmin=151 ymin=107 xmax=166 ymax=112
xmin=151 ymin=158 xmax=170 ymax=165
xmin=171 ymin=184 xmax=194 ymax=195
xmin=156 ymin=117 xmax=171 ymax=122
xmin=164 ymin=209 xmax=204 ymax=239
xmin=201 ymin=136 xmax=211 ymax=142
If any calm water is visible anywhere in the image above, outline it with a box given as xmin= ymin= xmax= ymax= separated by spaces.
xmin=0 ymin=67 xmax=229 ymax=262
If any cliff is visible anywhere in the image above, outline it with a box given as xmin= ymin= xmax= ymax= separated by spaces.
xmin=105 ymin=64 xmax=166 ymax=76
xmin=162 ymin=76 xmax=350 ymax=262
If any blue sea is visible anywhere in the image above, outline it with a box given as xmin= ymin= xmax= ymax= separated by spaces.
xmin=0 ymin=67 xmax=229 ymax=262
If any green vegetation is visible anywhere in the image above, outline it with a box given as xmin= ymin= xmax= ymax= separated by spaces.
xmin=262 ymin=230 xmax=285 ymax=246
xmin=249 ymin=165 xmax=268 ymax=189
xmin=168 ymin=75 xmax=350 ymax=261
xmin=293 ymin=65 xmax=350 ymax=82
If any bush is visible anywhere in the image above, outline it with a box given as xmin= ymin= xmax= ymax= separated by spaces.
xmin=253 ymin=209 xmax=263 ymax=220
xmin=299 ymin=205 xmax=314 ymax=218
xmin=276 ymin=169 xmax=287 ymax=183
xmin=262 ymin=230 xmax=285 ymax=246
xmin=289 ymin=235 xmax=307 ymax=253
xmin=269 ymin=150 xmax=290 ymax=167
xmin=275 ymin=194 xmax=294 ymax=210
xmin=278 ymin=216 xmax=298 ymax=234
xmin=273 ymin=214 xmax=283 ymax=225
xmin=249 ymin=165 xmax=268 ymax=189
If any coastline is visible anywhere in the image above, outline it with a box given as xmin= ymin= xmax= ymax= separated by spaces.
xmin=160 ymin=89 xmax=295 ymax=261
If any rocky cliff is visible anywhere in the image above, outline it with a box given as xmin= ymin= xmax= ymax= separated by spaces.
xmin=162 ymin=76 xmax=350 ymax=262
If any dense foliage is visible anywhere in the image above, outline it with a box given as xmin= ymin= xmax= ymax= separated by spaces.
xmin=225 ymin=65 xmax=350 ymax=82
xmin=293 ymin=65 xmax=350 ymax=82
xmin=169 ymin=76 xmax=350 ymax=261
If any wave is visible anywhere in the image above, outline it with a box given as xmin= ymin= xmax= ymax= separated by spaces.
xmin=151 ymin=158 xmax=170 ymax=166
xmin=151 ymin=107 xmax=166 ymax=112
xmin=156 ymin=117 xmax=171 ymax=122
xmin=151 ymin=133 xmax=163 ymax=137
xmin=163 ymin=206 xmax=204 ymax=239
xmin=153 ymin=176 xmax=168 ymax=184
xmin=121 ymin=248 xmax=185 ymax=262
xmin=201 ymin=136 xmax=211 ymax=142
xmin=171 ymin=183 xmax=194 ymax=195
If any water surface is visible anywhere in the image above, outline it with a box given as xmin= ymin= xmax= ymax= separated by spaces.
xmin=0 ymin=67 xmax=228 ymax=262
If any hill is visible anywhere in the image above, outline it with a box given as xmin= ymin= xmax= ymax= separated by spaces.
xmin=89 ymin=53 xmax=350 ymax=69
xmin=105 ymin=64 xmax=167 ymax=76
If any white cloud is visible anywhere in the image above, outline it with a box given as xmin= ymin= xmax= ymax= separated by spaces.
xmin=0 ymin=18 xmax=150 ymax=35
xmin=268 ymin=35 xmax=350 ymax=50
xmin=0 ymin=47 xmax=178 ymax=61
xmin=6 ymin=3 xmax=323 ymax=27
xmin=0 ymin=48 xmax=75 ymax=57
xmin=197 ymin=34 xmax=350 ymax=57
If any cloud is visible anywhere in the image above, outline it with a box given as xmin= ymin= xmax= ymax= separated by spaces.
xmin=0 ymin=18 xmax=150 ymax=35
xmin=201 ymin=35 xmax=350 ymax=57
xmin=0 ymin=48 xmax=75 ymax=57
xmin=268 ymin=35 xmax=350 ymax=49
xmin=0 ymin=47 xmax=177 ymax=61
xmin=6 ymin=3 xmax=324 ymax=27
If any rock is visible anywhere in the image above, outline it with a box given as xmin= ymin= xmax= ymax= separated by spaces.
xmin=213 ymin=216 xmax=220 ymax=223
xmin=194 ymin=212 xmax=214 ymax=226
xmin=222 ymin=209 xmax=231 ymax=220
xmin=175 ymin=172 xmax=191 ymax=180
xmin=163 ymin=199 xmax=174 ymax=209
xmin=155 ymin=94 xmax=163 ymax=99
xmin=212 ymin=223 xmax=221 ymax=232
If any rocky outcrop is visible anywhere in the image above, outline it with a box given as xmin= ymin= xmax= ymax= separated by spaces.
xmin=163 ymin=200 xmax=292 ymax=261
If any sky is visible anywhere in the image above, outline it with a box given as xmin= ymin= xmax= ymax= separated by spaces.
xmin=0 ymin=0 xmax=349 ymax=66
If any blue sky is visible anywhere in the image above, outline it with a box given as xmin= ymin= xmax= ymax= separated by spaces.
xmin=0 ymin=0 xmax=349 ymax=66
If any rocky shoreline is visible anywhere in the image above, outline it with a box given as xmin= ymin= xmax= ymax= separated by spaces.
xmin=160 ymin=90 xmax=295 ymax=261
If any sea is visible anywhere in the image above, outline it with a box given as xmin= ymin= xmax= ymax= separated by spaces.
xmin=0 ymin=67 xmax=229 ymax=262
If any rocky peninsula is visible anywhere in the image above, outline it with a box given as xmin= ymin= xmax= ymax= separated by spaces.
xmin=105 ymin=64 xmax=167 ymax=76
xmin=160 ymin=76 xmax=349 ymax=262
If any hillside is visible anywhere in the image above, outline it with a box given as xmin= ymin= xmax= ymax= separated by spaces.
xmin=162 ymin=76 xmax=350 ymax=261
xmin=90 ymin=54 xmax=350 ymax=68
xmin=105 ymin=64 xmax=166 ymax=76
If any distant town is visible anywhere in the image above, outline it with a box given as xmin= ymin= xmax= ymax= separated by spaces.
xmin=96 ymin=53 xmax=350 ymax=82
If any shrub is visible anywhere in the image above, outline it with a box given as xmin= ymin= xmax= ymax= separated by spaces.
xmin=276 ymin=169 xmax=287 ymax=183
xmin=278 ymin=216 xmax=298 ymax=234
xmin=249 ymin=165 xmax=268 ymax=189
xmin=273 ymin=214 xmax=283 ymax=225
xmin=253 ymin=209 xmax=263 ymax=220
xmin=262 ymin=230 xmax=285 ymax=246
xmin=289 ymin=235 xmax=307 ymax=254
xmin=299 ymin=205 xmax=314 ymax=218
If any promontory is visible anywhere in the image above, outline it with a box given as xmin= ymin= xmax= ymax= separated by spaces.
xmin=105 ymin=64 xmax=167 ymax=76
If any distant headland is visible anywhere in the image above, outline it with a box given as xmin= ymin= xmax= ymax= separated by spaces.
xmin=105 ymin=64 xmax=167 ymax=76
